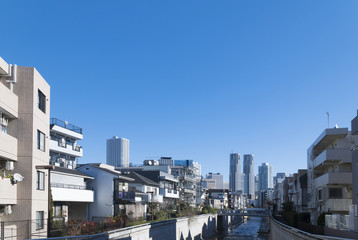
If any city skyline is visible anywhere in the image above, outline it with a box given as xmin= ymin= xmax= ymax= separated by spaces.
xmin=1 ymin=1 xmax=358 ymax=181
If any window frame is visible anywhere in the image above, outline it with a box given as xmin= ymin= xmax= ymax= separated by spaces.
xmin=36 ymin=211 xmax=44 ymax=230
xmin=37 ymin=130 xmax=45 ymax=152
xmin=38 ymin=90 xmax=46 ymax=113
xmin=36 ymin=171 xmax=45 ymax=190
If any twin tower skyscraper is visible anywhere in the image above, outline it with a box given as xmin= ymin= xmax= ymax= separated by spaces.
xmin=230 ymin=153 xmax=255 ymax=199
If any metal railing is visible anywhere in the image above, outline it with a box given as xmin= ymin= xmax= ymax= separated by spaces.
xmin=51 ymin=183 xmax=92 ymax=191
xmin=50 ymin=118 xmax=82 ymax=134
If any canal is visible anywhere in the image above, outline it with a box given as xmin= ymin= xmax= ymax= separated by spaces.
xmin=207 ymin=217 xmax=269 ymax=240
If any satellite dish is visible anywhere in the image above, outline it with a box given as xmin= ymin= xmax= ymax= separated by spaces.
xmin=148 ymin=161 xmax=152 ymax=165
xmin=13 ymin=173 xmax=24 ymax=182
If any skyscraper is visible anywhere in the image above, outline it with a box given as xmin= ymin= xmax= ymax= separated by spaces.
xmin=106 ymin=136 xmax=129 ymax=167
xmin=206 ymin=172 xmax=224 ymax=189
xmin=229 ymin=153 xmax=241 ymax=192
xmin=258 ymin=163 xmax=273 ymax=191
xmin=243 ymin=154 xmax=255 ymax=199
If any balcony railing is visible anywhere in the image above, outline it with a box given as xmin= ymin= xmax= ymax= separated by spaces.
xmin=51 ymin=118 xmax=82 ymax=134
xmin=51 ymin=182 xmax=92 ymax=190
xmin=114 ymin=191 xmax=136 ymax=203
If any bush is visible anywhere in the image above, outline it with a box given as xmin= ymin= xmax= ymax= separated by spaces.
xmin=201 ymin=205 xmax=217 ymax=214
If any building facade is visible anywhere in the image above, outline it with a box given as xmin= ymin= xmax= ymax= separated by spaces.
xmin=106 ymin=137 xmax=129 ymax=167
xmin=307 ymin=127 xmax=357 ymax=229
xmin=0 ymin=57 xmax=50 ymax=238
xmin=229 ymin=153 xmax=241 ymax=192
xmin=206 ymin=172 xmax=224 ymax=189
xmin=243 ymin=154 xmax=255 ymax=199
xmin=258 ymin=163 xmax=273 ymax=191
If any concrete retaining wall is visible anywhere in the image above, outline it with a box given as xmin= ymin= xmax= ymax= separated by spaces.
xmin=270 ymin=216 xmax=352 ymax=240
xmin=109 ymin=214 xmax=218 ymax=240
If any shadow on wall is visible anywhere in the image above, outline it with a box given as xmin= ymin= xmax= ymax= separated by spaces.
xmin=149 ymin=219 xmax=177 ymax=240
xmin=202 ymin=216 xmax=217 ymax=239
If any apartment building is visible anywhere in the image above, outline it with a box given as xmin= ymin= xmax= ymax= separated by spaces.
xmin=0 ymin=57 xmax=50 ymax=239
xmin=307 ymin=127 xmax=358 ymax=229
xmin=350 ymin=111 xmax=358 ymax=231
xmin=48 ymin=118 xmax=94 ymax=222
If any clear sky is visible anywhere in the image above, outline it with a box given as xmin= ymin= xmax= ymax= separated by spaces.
xmin=2 ymin=1 xmax=358 ymax=181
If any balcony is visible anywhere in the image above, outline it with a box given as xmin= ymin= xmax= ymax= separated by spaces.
xmin=50 ymin=139 xmax=83 ymax=157
xmin=114 ymin=191 xmax=136 ymax=204
xmin=0 ymin=82 xmax=18 ymax=119
xmin=0 ymin=131 xmax=17 ymax=161
xmin=314 ymin=172 xmax=351 ymax=187
xmin=0 ymin=178 xmax=17 ymax=205
xmin=50 ymin=118 xmax=83 ymax=140
xmin=312 ymin=128 xmax=348 ymax=154
xmin=324 ymin=199 xmax=351 ymax=212
xmin=160 ymin=188 xmax=179 ymax=199
xmin=51 ymin=183 xmax=93 ymax=202
xmin=313 ymin=149 xmax=351 ymax=170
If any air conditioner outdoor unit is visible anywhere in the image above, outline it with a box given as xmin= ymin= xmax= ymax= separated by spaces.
xmin=6 ymin=161 xmax=14 ymax=171
xmin=4 ymin=205 xmax=12 ymax=215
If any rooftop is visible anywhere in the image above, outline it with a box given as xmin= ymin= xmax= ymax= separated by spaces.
xmin=51 ymin=118 xmax=82 ymax=134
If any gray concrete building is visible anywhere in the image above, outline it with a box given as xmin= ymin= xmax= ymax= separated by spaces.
xmin=350 ymin=111 xmax=358 ymax=231
xmin=307 ymin=127 xmax=358 ymax=229
xmin=229 ymin=153 xmax=241 ymax=193
xmin=0 ymin=57 xmax=50 ymax=238
xmin=106 ymin=136 xmax=130 ymax=167
xmin=244 ymin=154 xmax=255 ymax=199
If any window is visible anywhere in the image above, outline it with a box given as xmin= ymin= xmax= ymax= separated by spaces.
xmin=37 ymin=171 xmax=45 ymax=190
xmin=329 ymin=188 xmax=342 ymax=199
xmin=36 ymin=211 xmax=44 ymax=230
xmin=37 ymin=130 xmax=45 ymax=151
xmin=318 ymin=189 xmax=322 ymax=200
xmin=38 ymin=90 xmax=46 ymax=113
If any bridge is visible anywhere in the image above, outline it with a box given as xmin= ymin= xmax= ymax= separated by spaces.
xmin=218 ymin=208 xmax=270 ymax=217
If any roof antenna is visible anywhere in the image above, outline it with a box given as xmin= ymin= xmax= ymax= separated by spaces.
xmin=326 ymin=112 xmax=330 ymax=128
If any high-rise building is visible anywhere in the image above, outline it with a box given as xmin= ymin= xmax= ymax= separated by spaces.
xmin=106 ymin=137 xmax=129 ymax=167
xmin=229 ymin=153 xmax=241 ymax=192
xmin=258 ymin=163 xmax=273 ymax=191
xmin=243 ymin=154 xmax=255 ymax=199
xmin=206 ymin=172 xmax=224 ymax=189
xmin=0 ymin=57 xmax=50 ymax=238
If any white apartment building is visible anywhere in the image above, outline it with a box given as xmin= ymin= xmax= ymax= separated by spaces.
xmin=48 ymin=119 xmax=94 ymax=223
xmin=0 ymin=57 xmax=50 ymax=239
xmin=49 ymin=118 xmax=83 ymax=169
xmin=307 ymin=127 xmax=358 ymax=229
xmin=107 ymin=137 xmax=129 ymax=167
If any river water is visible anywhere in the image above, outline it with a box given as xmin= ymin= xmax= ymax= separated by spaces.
xmin=207 ymin=217 xmax=269 ymax=240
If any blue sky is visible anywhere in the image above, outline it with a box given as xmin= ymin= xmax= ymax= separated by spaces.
xmin=2 ymin=1 xmax=358 ymax=181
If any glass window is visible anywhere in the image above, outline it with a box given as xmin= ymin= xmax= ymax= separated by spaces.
xmin=329 ymin=188 xmax=342 ymax=199
xmin=37 ymin=171 xmax=45 ymax=190
xmin=38 ymin=90 xmax=46 ymax=113
xmin=36 ymin=211 xmax=44 ymax=230
xmin=37 ymin=130 xmax=45 ymax=151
